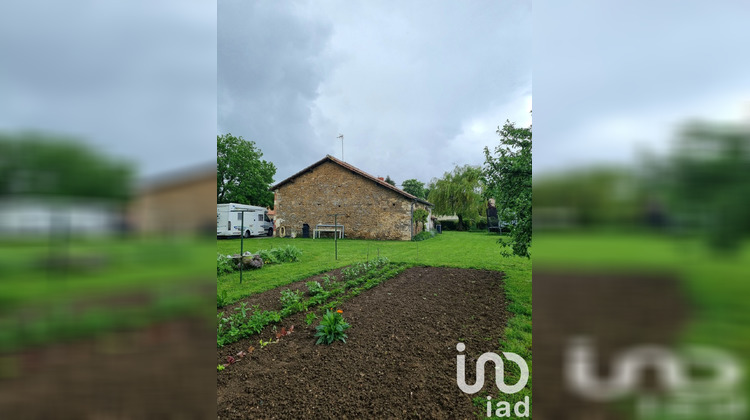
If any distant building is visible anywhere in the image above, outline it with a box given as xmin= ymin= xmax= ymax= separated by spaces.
xmin=128 ymin=164 xmax=216 ymax=235
xmin=271 ymin=155 xmax=433 ymax=240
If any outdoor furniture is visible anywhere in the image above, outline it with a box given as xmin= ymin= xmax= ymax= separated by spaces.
xmin=313 ymin=224 xmax=344 ymax=239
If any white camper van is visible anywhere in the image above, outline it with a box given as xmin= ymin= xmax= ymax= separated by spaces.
xmin=217 ymin=203 xmax=273 ymax=238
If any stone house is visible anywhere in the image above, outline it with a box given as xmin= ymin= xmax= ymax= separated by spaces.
xmin=271 ymin=155 xmax=433 ymax=240
xmin=128 ymin=163 xmax=216 ymax=235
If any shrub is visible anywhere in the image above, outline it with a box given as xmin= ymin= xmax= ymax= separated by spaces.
xmin=256 ymin=245 xmax=302 ymax=264
xmin=413 ymin=230 xmax=434 ymax=241
xmin=306 ymin=281 xmax=324 ymax=296
xmin=217 ymin=253 xmax=234 ymax=275
xmin=277 ymin=245 xmax=302 ymax=262
xmin=257 ymin=249 xmax=278 ymax=264
xmin=314 ymin=309 xmax=350 ymax=345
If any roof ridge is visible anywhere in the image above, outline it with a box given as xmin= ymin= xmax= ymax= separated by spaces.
xmin=271 ymin=155 xmax=432 ymax=206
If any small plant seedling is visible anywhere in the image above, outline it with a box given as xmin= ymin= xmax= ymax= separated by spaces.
xmin=305 ymin=312 xmax=318 ymax=326
xmin=217 ymin=364 xmax=225 ymax=371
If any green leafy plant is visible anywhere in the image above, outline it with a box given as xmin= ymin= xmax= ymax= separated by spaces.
xmin=305 ymin=312 xmax=318 ymax=326
xmin=413 ymin=230 xmax=434 ymax=241
xmin=306 ymin=281 xmax=324 ymax=296
xmin=279 ymin=289 xmax=304 ymax=310
xmin=217 ymin=253 xmax=234 ymax=275
xmin=217 ymin=364 xmax=225 ymax=371
xmin=259 ymin=338 xmax=272 ymax=348
xmin=314 ymin=309 xmax=350 ymax=345
xmin=255 ymin=245 xmax=302 ymax=265
xmin=217 ymin=290 xmax=229 ymax=308
xmin=321 ymin=274 xmax=336 ymax=290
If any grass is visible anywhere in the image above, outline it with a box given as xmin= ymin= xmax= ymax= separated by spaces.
xmin=0 ymin=235 xmax=215 ymax=353
xmin=534 ymin=231 xmax=750 ymax=418
xmin=217 ymin=231 xmax=532 ymax=417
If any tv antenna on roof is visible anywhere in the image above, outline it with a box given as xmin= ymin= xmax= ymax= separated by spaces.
xmin=337 ymin=134 xmax=344 ymax=161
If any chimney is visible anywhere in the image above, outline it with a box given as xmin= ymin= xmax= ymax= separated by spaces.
xmin=378 ymin=177 xmax=385 ymax=181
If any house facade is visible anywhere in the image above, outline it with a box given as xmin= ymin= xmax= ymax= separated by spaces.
xmin=271 ymin=155 xmax=432 ymax=240
xmin=128 ymin=164 xmax=216 ymax=235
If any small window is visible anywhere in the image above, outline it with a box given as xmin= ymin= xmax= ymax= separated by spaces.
xmin=258 ymin=214 xmax=263 ymax=222
xmin=237 ymin=213 xmax=242 ymax=221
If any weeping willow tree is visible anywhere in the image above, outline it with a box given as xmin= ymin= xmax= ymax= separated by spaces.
xmin=427 ymin=165 xmax=484 ymax=230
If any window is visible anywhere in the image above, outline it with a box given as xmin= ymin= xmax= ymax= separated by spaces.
xmin=237 ymin=213 xmax=242 ymax=221
xmin=258 ymin=214 xmax=263 ymax=222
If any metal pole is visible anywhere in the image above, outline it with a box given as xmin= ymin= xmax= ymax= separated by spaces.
xmin=334 ymin=214 xmax=338 ymax=260
xmin=337 ymin=134 xmax=344 ymax=161
xmin=410 ymin=200 xmax=414 ymax=240
xmin=239 ymin=211 xmax=244 ymax=284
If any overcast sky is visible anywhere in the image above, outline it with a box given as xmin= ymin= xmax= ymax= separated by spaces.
xmin=534 ymin=1 xmax=750 ymax=175
xmin=0 ymin=0 xmax=216 ymax=179
xmin=218 ymin=0 xmax=531 ymax=187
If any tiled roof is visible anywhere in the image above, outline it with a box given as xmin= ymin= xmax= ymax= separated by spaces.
xmin=271 ymin=155 xmax=433 ymax=206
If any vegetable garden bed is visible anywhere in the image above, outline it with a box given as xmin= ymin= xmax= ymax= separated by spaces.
xmin=217 ymin=265 xmax=511 ymax=419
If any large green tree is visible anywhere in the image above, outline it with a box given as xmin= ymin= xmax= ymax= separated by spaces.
xmin=217 ymin=134 xmax=276 ymax=207
xmin=401 ymin=178 xmax=427 ymax=199
xmin=427 ymin=165 xmax=484 ymax=230
xmin=648 ymin=120 xmax=750 ymax=253
xmin=483 ymin=119 xmax=532 ymax=258
xmin=0 ymin=132 xmax=133 ymax=202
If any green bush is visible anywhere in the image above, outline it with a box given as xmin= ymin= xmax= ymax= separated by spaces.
xmin=257 ymin=249 xmax=278 ymax=264
xmin=413 ymin=230 xmax=434 ymax=241
xmin=277 ymin=245 xmax=302 ymax=262
xmin=217 ymin=253 xmax=234 ymax=275
xmin=256 ymin=245 xmax=302 ymax=264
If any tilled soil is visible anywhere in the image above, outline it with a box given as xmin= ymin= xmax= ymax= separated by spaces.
xmin=217 ymin=266 xmax=509 ymax=419
xmin=219 ymin=267 xmax=349 ymax=314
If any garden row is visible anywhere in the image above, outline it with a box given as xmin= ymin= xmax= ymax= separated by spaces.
xmin=216 ymin=257 xmax=407 ymax=348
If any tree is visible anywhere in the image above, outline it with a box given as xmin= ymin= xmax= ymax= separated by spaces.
xmin=427 ymin=165 xmax=484 ymax=230
xmin=0 ymin=132 xmax=133 ymax=202
xmin=401 ymin=178 xmax=427 ymax=199
xmin=648 ymin=120 xmax=750 ymax=253
xmin=217 ymin=134 xmax=276 ymax=207
xmin=384 ymin=175 xmax=396 ymax=186
xmin=483 ymin=119 xmax=532 ymax=258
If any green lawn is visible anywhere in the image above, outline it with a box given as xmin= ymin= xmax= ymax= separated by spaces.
xmin=1 ymin=236 xmax=215 ymax=310
xmin=217 ymin=231 xmax=532 ymax=415
xmin=0 ymin=236 xmax=215 ymax=354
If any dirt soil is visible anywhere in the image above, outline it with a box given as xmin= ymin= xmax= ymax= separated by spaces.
xmin=217 ymin=266 xmax=509 ymax=419
xmin=219 ymin=267 xmax=349 ymax=314
xmin=0 ymin=318 xmax=216 ymax=419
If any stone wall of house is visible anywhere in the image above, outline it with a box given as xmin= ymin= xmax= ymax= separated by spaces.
xmin=274 ymin=161 xmax=429 ymax=240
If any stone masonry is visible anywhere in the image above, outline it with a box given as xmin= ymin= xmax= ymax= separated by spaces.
xmin=272 ymin=156 xmax=432 ymax=240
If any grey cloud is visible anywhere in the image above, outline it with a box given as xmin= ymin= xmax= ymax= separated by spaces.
xmin=219 ymin=0 xmax=531 ymax=187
